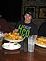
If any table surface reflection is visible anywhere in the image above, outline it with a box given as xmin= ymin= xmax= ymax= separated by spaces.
xmin=0 ymin=44 xmax=46 ymax=61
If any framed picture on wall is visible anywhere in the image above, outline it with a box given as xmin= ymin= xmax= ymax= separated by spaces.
xmin=24 ymin=6 xmax=36 ymax=19
xmin=38 ymin=6 xmax=46 ymax=19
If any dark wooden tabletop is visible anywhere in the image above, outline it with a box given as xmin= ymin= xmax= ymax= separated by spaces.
xmin=0 ymin=45 xmax=46 ymax=61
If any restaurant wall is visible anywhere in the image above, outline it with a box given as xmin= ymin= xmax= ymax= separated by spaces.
xmin=0 ymin=0 xmax=46 ymax=30
xmin=21 ymin=0 xmax=46 ymax=29
xmin=0 ymin=0 xmax=22 ymax=22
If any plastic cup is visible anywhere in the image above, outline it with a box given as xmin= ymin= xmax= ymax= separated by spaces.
xmin=0 ymin=32 xmax=3 ymax=46
xmin=28 ymin=35 xmax=36 ymax=52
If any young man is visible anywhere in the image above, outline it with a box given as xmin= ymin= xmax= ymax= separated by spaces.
xmin=14 ymin=8 xmax=38 ymax=36
xmin=13 ymin=9 xmax=38 ymax=51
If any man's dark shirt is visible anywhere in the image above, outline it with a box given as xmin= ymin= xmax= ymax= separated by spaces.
xmin=15 ymin=20 xmax=38 ymax=51
xmin=16 ymin=20 xmax=38 ymax=35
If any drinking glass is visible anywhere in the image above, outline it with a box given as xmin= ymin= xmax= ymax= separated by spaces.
xmin=0 ymin=31 xmax=3 ymax=46
xmin=28 ymin=35 xmax=37 ymax=52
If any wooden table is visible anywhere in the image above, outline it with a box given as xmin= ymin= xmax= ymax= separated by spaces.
xmin=0 ymin=44 xmax=46 ymax=61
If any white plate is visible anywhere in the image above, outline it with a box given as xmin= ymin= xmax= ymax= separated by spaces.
xmin=2 ymin=43 xmax=21 ymax=50
xmin=35 ymin=42 xmax=46 ymax=48
xmin=4 ymin=37 xmax=25 ymax=42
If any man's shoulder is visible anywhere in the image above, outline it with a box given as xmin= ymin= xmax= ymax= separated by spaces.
xmin=31 ymin=22 xmax=37 ymax=27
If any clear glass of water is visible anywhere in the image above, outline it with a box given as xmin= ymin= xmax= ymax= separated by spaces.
xmin=0 ymin=31 xmax=3 ymax=46
xmin=28 ymin=35 xmax=36 ymax=52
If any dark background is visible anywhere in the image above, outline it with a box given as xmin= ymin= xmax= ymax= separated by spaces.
xmin=0 ymin=0 xmax=22 ymax=22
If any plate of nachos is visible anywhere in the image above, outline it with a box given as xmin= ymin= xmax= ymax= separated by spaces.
xmin=35 ymin=36 xmax=46 ymax=48
xmin=4 ymin=32 xmax=25 ymax=42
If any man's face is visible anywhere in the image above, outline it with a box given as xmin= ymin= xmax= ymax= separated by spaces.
xmin=24 ymin=13 xmax=32 ymax=22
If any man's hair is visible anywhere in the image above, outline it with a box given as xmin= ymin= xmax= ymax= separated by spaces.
xmin=24 ymin=8 xmax=34 ymax=17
